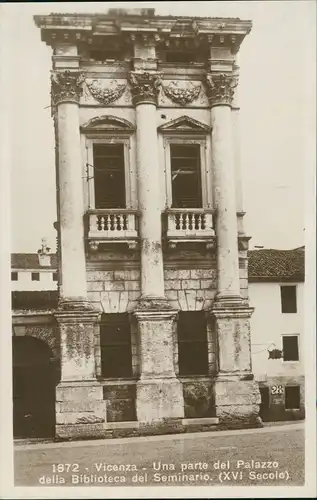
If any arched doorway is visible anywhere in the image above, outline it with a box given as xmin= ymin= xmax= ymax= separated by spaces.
xmin=12 ymin=336 xmax=57 ymax=438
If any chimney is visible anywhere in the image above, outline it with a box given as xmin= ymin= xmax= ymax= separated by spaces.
xmin=37 ymin=238 xmax=51 ymax=267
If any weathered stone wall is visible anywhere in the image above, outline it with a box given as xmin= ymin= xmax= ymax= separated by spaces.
xmin=12 ymin=315 xmax=60 ymax=360
xmin=182 ymin=379 xmax=216 ymax=418
xmin=102 ymin=384 xmax=137 ymax=422
xmin=87 ymin=259 xmax=249 ymax=314
xmin=87 ymin=269 xmax=141 ymax=313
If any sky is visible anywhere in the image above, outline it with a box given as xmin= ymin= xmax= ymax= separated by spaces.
xmin=3 ymin=1 xmax=316 ymax=252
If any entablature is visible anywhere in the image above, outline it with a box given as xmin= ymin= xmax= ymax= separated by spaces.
xmin=34 ymin=11 xmax=252 ymax=55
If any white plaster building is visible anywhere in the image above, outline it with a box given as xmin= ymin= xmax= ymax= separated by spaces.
xmin=11 ymin=240 xmax=58 ymax=292
xmin=248 ymin=247 xmax=305 ymax=420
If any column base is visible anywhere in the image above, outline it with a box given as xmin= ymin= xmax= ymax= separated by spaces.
xmin=57 ymin=297 xmax=96 ymax=312
xmin=133 ymin=299 xmax=184 ymax=423
xmin=136 ymin=377 xmax=184 ymax=423
xmin=214 ymin=376 xmax=262 ymax=430
xmin=55 ymin=380 xmax=107 ymax=440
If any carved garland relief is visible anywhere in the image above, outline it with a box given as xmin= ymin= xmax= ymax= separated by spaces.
xmin=161 ymin=81 xmax=201 ymax=106
xmin=85 ymin=79 xmax=128 ymax=105
xmin=51 ymin=70 xmax=239 ymax=108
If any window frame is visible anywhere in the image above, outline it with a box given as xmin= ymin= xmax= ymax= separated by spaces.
xmin=85 ymin=136 xmax=133 ymax=210
xmin=284 ymin=385 xmax=301 ymax=410
xmin=280 ymin=284 xmax=297 ymax=314
xmin=99 ymin=313 xmax=133 ymax=379
xmin=31 ymin=272 xmax=40 ymax=282
xmin=163 ymin=136 xmax=210 ymax=209
xmin=282 ymin=334 xmax=300 ymax=363
xmin=11 ymin=271 xmax=18 ymax=281
xmin=52 ymin=272 xmax=58 ymax=282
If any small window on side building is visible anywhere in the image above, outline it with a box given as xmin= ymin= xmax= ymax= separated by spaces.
xmin=31 ymin=272 xmax=40 ymax=282
xmin=285 ymin=386 xmax=300 ymax=410
xmin=282 ymin=335 xmax=299 ymax=361
xmin=11 ymin=272 xmax=18 ymax=281
xmin=53 ymin=272 xmax=58 ymax=282
xmin=280 ymin=285 xmax=297 ymax=313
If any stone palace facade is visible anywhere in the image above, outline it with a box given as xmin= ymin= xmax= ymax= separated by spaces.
xmin=31 ymin=8 xmax=261 ymax=439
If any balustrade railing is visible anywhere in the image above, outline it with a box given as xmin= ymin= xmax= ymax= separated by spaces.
xmin=87 ymin=209 xmax=138 ymax=241
xmin=166 ymin=209 xmax=215 ymax=239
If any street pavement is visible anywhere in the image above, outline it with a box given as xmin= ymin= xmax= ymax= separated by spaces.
xmin=14 ymin=423 xmax=304 ymax=487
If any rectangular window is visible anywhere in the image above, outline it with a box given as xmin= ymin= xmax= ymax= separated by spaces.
xmin=93 ymin=143 xmax=126 ymax=209
xmin=282 ymin=335 xmax=299 ymax=361
xmin=52 ymin=272 xmax=58 ymax=282
xmin=178 ymin=311 xmax=208 ymax=376
xmin=11 ymin=272 xmax=18 ymax=281
xmin=100 ymin=313 xmax=132 ymax=378
xmin=170 ymin=144 xmax=202 ymax=208
xmin=31 ymin=272 xmax=40 ymax=282
xmin=280 ymin=285 xmax=297 ymax=313
xmin=285 ymin=386 xmax=300 ymax=410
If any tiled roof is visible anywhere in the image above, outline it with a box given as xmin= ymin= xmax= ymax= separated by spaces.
xmin=11 ymin=253 xmax=58 ymax=270
xmin=248 ymin=247 xmax=305 ymax=282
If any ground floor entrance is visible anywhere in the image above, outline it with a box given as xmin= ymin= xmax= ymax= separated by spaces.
xmin=12 ymin=336 xmax=57 ymax=438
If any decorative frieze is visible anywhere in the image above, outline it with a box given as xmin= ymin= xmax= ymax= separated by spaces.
xmin=162 ymin=81 xmax=201 ymax=106
xmin=51 ymin=70 xmax=85 ymax=105
xmin=85 ymin=79 xmax=127 ymax=105
xmin=129 ymin=71 xmax=162 ymax=106
xmin=205 ymin=72 xmax=238 ymax=107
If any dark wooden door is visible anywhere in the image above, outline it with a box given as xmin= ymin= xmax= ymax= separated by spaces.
xmin=12 ymin=337 xmax=56 ymax=438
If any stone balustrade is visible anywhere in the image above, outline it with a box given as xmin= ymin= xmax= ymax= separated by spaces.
xmin=166 ymin=209 xmax=215 ymax=249
xmin=87 ymin=209 xmax=138 ymax=250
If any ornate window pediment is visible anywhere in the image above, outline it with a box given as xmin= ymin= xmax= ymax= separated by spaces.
xmin=158 ymin=116 xmax=211 ymax=134
xmin=81 ymin=115 xmax=135 ymax=133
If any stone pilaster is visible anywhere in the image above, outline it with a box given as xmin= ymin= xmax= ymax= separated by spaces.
xmin=129 ymin=69 xmax=184 ymax=424
xmin=52 ymin=70 xmax=106 ymax=439
xmin=211 ymin=303 xmax=262 ymax=428
xmin=51 ymin=70 xmax=90 ymax=310
xmin=129 ymin=71 xmax=165 ymax=300
xmin=206 ymin=72 xmax=260 ymax=428
xmin=231 ymin=62 xmax=246 ymax=236
xmin=54 ymin=309 xmax=107 ymax=439
xmin=134 ymin=306 xmax=184 ymax=423
xmin=206 ymin=72 xmax=241 ymax=302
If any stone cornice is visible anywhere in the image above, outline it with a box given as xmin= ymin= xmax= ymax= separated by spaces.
xmin=205 ymin=72 xmax=238 ymax=107
xmin=51 ymin=70 xmax=85 ymax=105
xmin=129 ymin=71 xmax=162 ymax=105
xmin=34 ymin=13 xmax=251 ymax=53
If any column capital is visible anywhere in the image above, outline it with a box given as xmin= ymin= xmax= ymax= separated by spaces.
xmin=129 ymin=71 xmax=162 ymax=106
xmin=51 ymin=70 xmax=85 ymax=106
xmin=205 ymin=72 xmax=238 ymax=107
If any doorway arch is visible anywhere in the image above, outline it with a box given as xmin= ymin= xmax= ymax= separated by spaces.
xmin=12 ymin=336 xmax=57 ymax=438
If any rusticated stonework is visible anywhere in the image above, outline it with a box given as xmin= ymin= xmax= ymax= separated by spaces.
xmin=129 ymin=71 xmax=162 ymax=106
xmin=86 ymin=79 xmax=127 ymax=105
xmin=162 ymin=81 xmax=201 ymax=106
xmin=51 ymin=70 xmax=85 ymax=105
xmin=205 ymin=73 xmax=238 ymax=107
